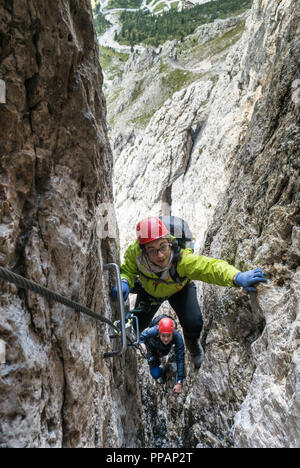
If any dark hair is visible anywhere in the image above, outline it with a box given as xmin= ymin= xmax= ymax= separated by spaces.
xmin=170 ymin=238 xmax=183 ymax=264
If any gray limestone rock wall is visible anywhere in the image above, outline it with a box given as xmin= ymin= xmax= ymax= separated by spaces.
xmin=0 ymin=0 xmax=143 ymax=448
xmin=196 ymin=0 xmax=300 ymax=446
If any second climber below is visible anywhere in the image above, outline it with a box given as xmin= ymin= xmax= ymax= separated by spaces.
xmin=139 ymin=316 xmax=185 ymax=394
xmin=112 ymin=216 xmax=267 ymax=368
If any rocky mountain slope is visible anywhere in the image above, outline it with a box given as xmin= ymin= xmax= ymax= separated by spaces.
xmin=111 ymin=9 xmax=251 ymax=251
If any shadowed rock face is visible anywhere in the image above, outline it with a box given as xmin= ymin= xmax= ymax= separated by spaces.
xmin=0 ymin=0 xmax=143 ymax=448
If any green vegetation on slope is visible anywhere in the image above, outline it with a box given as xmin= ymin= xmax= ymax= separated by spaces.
xmin=178 ymin=18 xmax=246 ymax=65
xmin=128 ymin=64 xmax=204 ymax=129
xmin=99 ymin=45 xmax=129 ymax=77
xmin=116 ymin=0 xmax=253 ymax=46
xmin=107 ymin=0 xmax=143 ymax=8
xmin=161 ymin=67 xmax=204 ymax=98
xmin=94 ymin=12 xmax=111 ymax=35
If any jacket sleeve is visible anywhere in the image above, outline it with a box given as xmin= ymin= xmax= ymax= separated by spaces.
xmin=120 ymin=242 xmax=140 ymax=288
xmin=174 ymin=331 xmax=185 ymax=382
xmin=139 ymin=326 xmax=158 ymax=344
xmin=177 ymin=251 xmax=240 ymax=287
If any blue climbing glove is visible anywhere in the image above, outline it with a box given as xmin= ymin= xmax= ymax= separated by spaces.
xmin=234 ymin=268 xmax=267 ymax=293
xmin=125 ymin=310 xmax=133 ymax=321
xmin=112 ymin=280 xmax=130 ymax=301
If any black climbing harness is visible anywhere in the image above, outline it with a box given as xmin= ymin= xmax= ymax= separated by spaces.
xmin=0 ymin=264 xmax=143 ymax=359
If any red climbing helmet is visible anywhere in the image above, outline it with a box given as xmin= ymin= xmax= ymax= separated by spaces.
xmin=158 ymin=317 xmax=175 ymax=334
xmin=136 ymin=216 xmax=169 ymax=245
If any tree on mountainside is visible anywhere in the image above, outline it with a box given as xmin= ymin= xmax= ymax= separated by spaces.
xmin=94 ymin=11 xmax=111 ymax=35
xmin=116 ymin=0 xmax=253 ymax=46
xmin=107 ymin=0 xmax=143 ymax=8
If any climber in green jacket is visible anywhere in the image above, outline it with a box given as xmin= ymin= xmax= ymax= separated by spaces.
xmin=112 ymin=216 xmax=267 ymax=368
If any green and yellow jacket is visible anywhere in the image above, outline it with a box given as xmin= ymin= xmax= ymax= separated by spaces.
xmin=120 ymin=240 xmax=240 ymax=299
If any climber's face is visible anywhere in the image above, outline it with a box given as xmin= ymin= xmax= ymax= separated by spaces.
xmin=145 ymin=238 xmax=171 ymax=268
xmin=159 ymin=332 xmax=173 ymax=345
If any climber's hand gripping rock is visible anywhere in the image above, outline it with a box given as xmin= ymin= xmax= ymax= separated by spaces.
xmin=234 ymin=268 xmax=267 ymax=292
